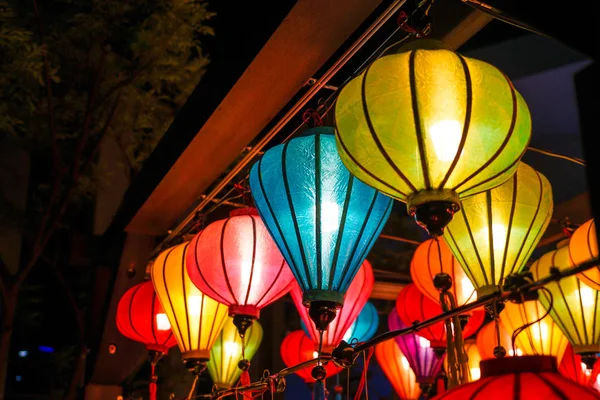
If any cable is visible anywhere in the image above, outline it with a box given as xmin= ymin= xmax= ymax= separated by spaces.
xmin=528 ymin=146 xmax=586 ymax=166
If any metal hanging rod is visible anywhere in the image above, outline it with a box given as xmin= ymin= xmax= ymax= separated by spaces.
xmin=149 ymin=0 xmax=409 ymax=257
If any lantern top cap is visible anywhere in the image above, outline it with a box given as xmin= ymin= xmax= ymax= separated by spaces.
xmin=480 ymin=355 xmax=558 ymax=378
xmin=229 ymin=207 xmax=259 ymax=217
xmin=296 ymin=126 xmax=335 ymax=137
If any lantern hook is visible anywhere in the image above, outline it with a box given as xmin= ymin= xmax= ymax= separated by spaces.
xmin=308 ymin=301 xmax=339 ymax=331
xmin=233 ymin=314 xmax=256 ymax=337
xmin=409 ymin=201 xmax=460 ymax=237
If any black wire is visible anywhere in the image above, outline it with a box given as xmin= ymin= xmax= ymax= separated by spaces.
xmin=510 ymin=287 xmax=554 ymax=356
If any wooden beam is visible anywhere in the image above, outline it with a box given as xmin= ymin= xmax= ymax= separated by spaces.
xmin=371 ymin=281 xmax=404 ymax=300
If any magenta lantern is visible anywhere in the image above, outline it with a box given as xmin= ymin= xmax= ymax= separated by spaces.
xmin=187 ymin=207 xmax=295 ymax=335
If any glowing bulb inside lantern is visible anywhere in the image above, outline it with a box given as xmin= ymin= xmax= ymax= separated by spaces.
xmin=460 ymin=277 xmax=475 ymax=303
xmin=470 ymin=367 xmax=481 ymax=381
xmin=224 ymin=341 xmax=240 ymax=357
xmin=156 ymin=313 xmax=171 ymax=331
xmin=400 ymin=355 xmax=410 ymax=370
xmin=321 ymin=201 xmax=340 ymax=233
xmin=313 ymin=351 xmax=319 ymax=359
xmin=579 ymin=285 xmax=595 ymax=308
xmin=508 ymin=348 xmax=523 ymax=357
xmin=188 ymin=295 xmax=202 ymax=317
xmin=418 ymin=336 xmax=431 ymax=349
xmin=532 ymin=321 xmax=549 ymax=342
xmin=430 ymin=120 xmax=462 ymax=162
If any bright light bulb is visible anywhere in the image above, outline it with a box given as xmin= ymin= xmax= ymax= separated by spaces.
xmin=418 ymin=336 xmax=431 ymax=349
xmin=579 ymin=285 xmax=596 ymax=308
xmin=430 ymin=120 xmax=462 ymax=162
xmin=460 ymin=277 xmax=475 ymax=303
xmin=470 ymin=367 xmax=481 ymax=381
xmin=156 ymin=313 xmax=171 ymax=331
xmin=400 ymin=355 xmax=410 ymax=370
xmin=321 ymin=201 xmax=340 ymax=233
xmin=313 ymin=351 xmax=319 ymax=359
xmin=188 ymin=295 xmax=202 ymax=317
xmin=508 ymin=348 xmax=523 ymax=357
xmin=224 ymin=341 xmax=240 ymax=357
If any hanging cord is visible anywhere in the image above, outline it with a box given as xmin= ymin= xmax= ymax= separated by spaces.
xmin=148 ymin=351 xmax=163 ymax=400
xmin=440 ymin=289 xmax=469 ymax=389
xmin=511 ymin=288 xmax=554 ymax=356
xmin=528 ymin=146 xmax=586 ymax=166
xmin=303 ymin=108 xmax=324 ymax=128
xmin=492 ymin=301 xmax=507 ymax=358
xmin=353 ymin=346 xmax=374 ymax=400
xmin=188 ymin=375 xmax=200 ymax=400
xmin=346 ymin=363 xmax=351 ymax=400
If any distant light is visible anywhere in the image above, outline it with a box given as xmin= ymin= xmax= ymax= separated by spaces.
xmin=15 ymin=376 xmax=22 ymax=382
xmin=18 ymin=350 xmax=28 ymax=358
xmin=38 ymin=346 xmax=54 ymax=353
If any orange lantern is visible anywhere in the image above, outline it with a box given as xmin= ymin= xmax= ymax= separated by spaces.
xmin=445 ymin=340 xmax=481 ymax=382
xmin=476 ymin=321 xmax=522 ymax=360
xmin=569 ymin=219 xmax=599 ymax=290
xmin=375 ymin=339 xmax=421 ymax=400
xmin=559 ymin=342 xmax=600 ymax=387
xmin=410 ymin=239 xmax=476 ymax=308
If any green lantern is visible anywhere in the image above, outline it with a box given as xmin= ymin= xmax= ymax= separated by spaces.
xmin=334 ymin=40 xmax=531 ymax=236
xmin=207 ymin=317 xmax=263 ymax=389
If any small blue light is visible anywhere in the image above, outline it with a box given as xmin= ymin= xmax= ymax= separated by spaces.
xmin=38 ymin=346 xmax=54 ymax=353
xmin=15 ymin=376 xmax=22 ymax=382
xmin=18 ymin=350 xmax=28 ymax=358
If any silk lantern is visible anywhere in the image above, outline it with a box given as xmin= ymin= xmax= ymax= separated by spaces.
xmin=432 ymin=356 xmax=600 ymax=399
xmin=476 ymin=321 xmax=522 ymax=360
xmin=464 ymin=340 xmax=482 ymax=382
xmin=292 ymin=260 xmax=373 ymax=352
xmin=186 ymin=207 xmax=295 ymax=335
xmin=388 ymin=308 xmax=445 ymax=387
xmin=499 ymin=300 xmax=568 ymax=364
xmin=375 ymin=339 xmax=422 ymax=400
xmin=396 ymin=283 xmax=485 ymax=349
xmin=559 ymin=343 xmax=600 ymax=388
xmin=151 ymin=242 xmax=229 ymax=369
xmin=343 ymin=301 xmax=379 ymax=343
xmin=334 ymin=40 xmax=531 ymax=236
xmin=249 ymin=127 xmax=393 ymax=331
xmin=116 ymin=281 xmax=177 ymax=354
xmin=207 ymin=317 xmax=263 ymax=389
xmin=410 ymin=238 xmax=476 ymax=309
xmin=443 ymin=162 xmax=553 ymax=298
xmin=280 ymin=330 xmax=342 ymax=384
xmin=530 ymin=245 xmax=600 ymax=368
xmin=569 ymin=219 xmax=599 ymax=290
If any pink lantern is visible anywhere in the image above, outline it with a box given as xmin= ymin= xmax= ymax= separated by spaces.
xmin=291 ymin=260 xmax=374 ymax=352
xmin=186 ymin=207 xmax=295 ymax=334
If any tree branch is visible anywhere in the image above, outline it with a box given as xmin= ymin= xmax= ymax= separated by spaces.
xmin=32 ymin=0 xmax=63 ymax=174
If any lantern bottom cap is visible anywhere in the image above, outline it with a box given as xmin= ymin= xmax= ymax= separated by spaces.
xmin=407 ymin=191 xmax=460 ymax=236
xmin=182 ymin=350 xmax=210 ymax=362
xmin=406 ymin=189 xmax=459 ymax=211
xmin=480 ymin=355 xmax=557 ymax=378
xmin=145 ymin=344 xmax=169 ymax=354
xmin=573 ymin=344 xmax=600 ymax=354
xmin=229 ymin=305 xmax=260 ymax=319
xmin=302 ymin=290 xmax=344 ymax=306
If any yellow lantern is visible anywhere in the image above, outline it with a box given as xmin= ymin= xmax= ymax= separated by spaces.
xmin=207 ymin=317 xmax=263 ymax=389
xmin=569 ymin=219 xmax=599 ymax=290
xmin=443 ymin=162 xmax=553 ymax=298
xmin=530 ymin=244 xmax=600 ymax=367
xmin=151 ymin=242 xmax=229 ymax=368
xmin=375 ymin=339 xmax=421 ymax=400
xmin=445 ymin=339 xmax=481 ymax=382
xmin=334 ymin=40 xmax=531 ymax=236
xmin=410 ymin=238 xmax=476 ymax=308
xmin=476 ymin=320 xmax=523 ymax=360
xmin=500 ymin=300 xmax=568 ymax=364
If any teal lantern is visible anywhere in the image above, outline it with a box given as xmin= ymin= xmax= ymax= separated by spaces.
xmin=249 ymin=127 xmax=392 ymax=331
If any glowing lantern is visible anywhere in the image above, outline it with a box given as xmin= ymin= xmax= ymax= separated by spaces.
xmin=186 ymin=207 xmax=295 ymax=334
xmin=116 ymin=281 xmax=177 ymax=354
xmin=443 ymin=163 xmax=553 ymax=298
xmin=396 ymin=283 xmax=485 ymax=349
xmin=464 ymin=340 xmax=482 ymax=382
xmin=388 ymin=308 xmax=445 ymax=387
xmin=559 ymin=343 xmax=600 ymax=387
xmin=431 ymin=355 xmax=600 ymax=399
xmin=207 ymin=317 xmax=263 ymax=389
xmin=280 ymin=330 xmax=342 ymax=384
xmin=151 ymin=242 xmax=229 ymax=368
xmin=569 ymin=219 xmax=599 ymax=290
xmin=375 ymin=338 xmax=421 ymax=400
xmin=249 ymin=127 xmax=393 ymax=331
xmin=343 ymin=301 xmax=379 ymax=343
xmin=410 ymin=238 xmax=476 ymax=308
xmin=476 ymin=321 xmax=522 ymax=360
xmin=292 ymin=260 xmax=373 ymax=351
xmin=530 ymin=245 xmax=600 ymax=368
xmin=499 ymin=300 xmax=568 ymax=364
xmin=334 ymin=40 xmax=531 ymax=236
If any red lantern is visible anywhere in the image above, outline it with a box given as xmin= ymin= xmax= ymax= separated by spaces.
xmin=559 ymin=343 xmax=600 ymax=387
xmin=280 ymin=330 xmax=342 ymax=384
xmin=186 ymin=207 xmax=295 ymax=333
xmin=290 ymin=260 xmax=374 ymax=352
xmin=432 ymin=356 xmax=600 ymax=399
xmin=116 ymin=281 xmax=177 ymax=354
xmin=396 ymin=283 xmax=485 ymax=349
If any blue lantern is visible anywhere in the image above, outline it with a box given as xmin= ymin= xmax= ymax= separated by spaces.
xmin=249 ymin=126 xmax=392 ymax=330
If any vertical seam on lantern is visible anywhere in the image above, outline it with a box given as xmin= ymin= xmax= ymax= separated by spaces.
xmin=160 ymin=246 xmax=184 ymax=351
xmin=461 ymin=204 xmax=489 ymax=287
xmin=282 ymin=141 xmax=313 ymax=289
xmin=576 ymin=277 xmax=590 ymax=346
xmin=499 ymin=174 xmax=518 ymax=286
xmin=128 ymin=284 xmax=144 ymax=342
xmin=198 ymin=293 xmax=206 ymax=353
xmin=220 ymin=218 xmax=239 ymax=305
xmin=453 ymin=70 xmax=519 ymax=192
xmin=255 ymin=157 xmax=300 ymax=279
xmin=193 ymin=230 xmax=229 ymax=304
xmin=243 ymin=215 xmax=257 ymax=306
xmin=519 ymin=303 xmax=537 ymax=355
xmin=180 ymin=243 xmax=192 ymax=352
xmin=329 ymin=175 xmax=354 ymax=290
xmin=315 ymin=132 xmax=323 ymax=290
xmin=333 ymin=125 xmax=403 ymax=198
xmin=466 ymin=377 xmax=495 ymax=400
xmin=554 ymin=270 xmax=582 ymax=344
xmin=150 ymin=289 xmax=159 ymax=346
xmin=255 ymin=258 xmax=285 ymax=307
xmin=486 ymin=191 xmax=496 ymax=286
xmin=361 ymin=53 xmax=417 ymax=193
xmin=335 ymin=192 xmax=378 ymax=291
xmin=593 ymin=289 xmax=599 ymax=345
xmin=445 ymin=229 xmax=471 ymax=286
xmin=534 ymin=374 xmax=570 ymax=400
xmin=409 ymin=50 xmax=431 ymax=189
xmin=218 ymin=328 xmax=224 ymax=383
xmin=439 ymin=54 xmax=472 ymax=189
